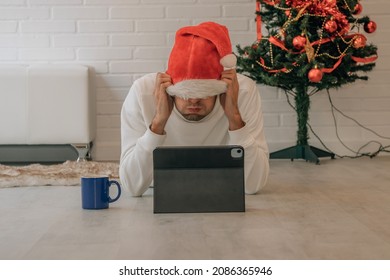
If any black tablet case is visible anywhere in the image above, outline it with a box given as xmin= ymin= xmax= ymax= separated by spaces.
xmin=153 ymin=146 xmax=245 ymax=213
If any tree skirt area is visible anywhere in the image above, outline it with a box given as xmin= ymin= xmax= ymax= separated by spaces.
xmin=0 ymin=161 xmax=119 ymax=188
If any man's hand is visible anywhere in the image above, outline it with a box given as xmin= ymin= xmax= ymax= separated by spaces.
xmin=220 ymin=69 xmax=245 ymax=131
xmin=150 ymin=72 xmax=173 ymax=135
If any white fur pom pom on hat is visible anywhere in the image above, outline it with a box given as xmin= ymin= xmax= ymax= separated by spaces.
xmin=166 ymin=22 xmax=237 ymax=99
xmin=220 ymin=53 xmax=237 ymax=69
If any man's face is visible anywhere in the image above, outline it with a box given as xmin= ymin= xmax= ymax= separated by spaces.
xmin=174 ymin=96 xmax=217 ymax=121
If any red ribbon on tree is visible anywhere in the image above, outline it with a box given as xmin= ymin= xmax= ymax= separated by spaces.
xmin=351 ymin=55 xmax=378 ymax=63
xmin=256 ymin=1 xmax=262 ymax=41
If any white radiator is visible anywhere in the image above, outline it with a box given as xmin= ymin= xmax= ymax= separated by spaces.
xmin=0 ymin=64 xmax=95 ymax=162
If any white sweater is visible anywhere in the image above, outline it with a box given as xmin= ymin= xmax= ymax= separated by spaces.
xmin=120 ymin=73 xmax=269 ymax=196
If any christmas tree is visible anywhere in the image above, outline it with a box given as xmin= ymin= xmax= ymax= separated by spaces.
xmin=236 ymin=0 xmax=378 ymax=163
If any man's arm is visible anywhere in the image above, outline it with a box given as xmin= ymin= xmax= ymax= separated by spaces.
xmin=221 ymin=72 xmax=269 ymax=194
xmin=219 ymin=69 xmax=245 ymax=131
xmin=119 ymin=73 xmax=172 ymax=197
xmin=150 ymin=73 xmax=173 ymax=134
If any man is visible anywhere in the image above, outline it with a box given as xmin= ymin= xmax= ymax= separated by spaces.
xmin=120 ymin=22 xmax=269 ymax=197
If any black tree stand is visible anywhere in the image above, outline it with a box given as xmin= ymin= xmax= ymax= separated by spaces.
xmin=270 ymin=85 xmax=335 ymax=164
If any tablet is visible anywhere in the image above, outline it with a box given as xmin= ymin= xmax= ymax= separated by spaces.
xmin=153 ymin=145 xmax=245 ymax=213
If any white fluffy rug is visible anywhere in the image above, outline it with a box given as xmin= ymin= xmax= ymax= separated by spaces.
xmin=0 ymin=161 xmax=119 ymax=188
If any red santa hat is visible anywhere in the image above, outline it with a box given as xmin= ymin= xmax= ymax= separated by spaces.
xmin=166 ymin=22 xmax=237 ymax=99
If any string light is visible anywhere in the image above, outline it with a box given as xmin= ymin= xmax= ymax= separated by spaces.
xmin=342 ymin=0 xmax=354 ymax=13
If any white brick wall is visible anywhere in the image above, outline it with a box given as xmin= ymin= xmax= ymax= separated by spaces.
xmin=1 ymin=0 xmax=389 ymax=161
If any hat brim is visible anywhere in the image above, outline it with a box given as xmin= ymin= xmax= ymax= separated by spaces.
xmin=166 ymin=79 xmax=227 ymax=99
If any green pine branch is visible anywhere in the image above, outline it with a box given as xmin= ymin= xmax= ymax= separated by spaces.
xmin=237 ymin=0 xmax=378 ymax=94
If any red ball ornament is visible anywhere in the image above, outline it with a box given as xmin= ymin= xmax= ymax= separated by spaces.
xmin=364 ymin=21 xmax=377 ymax=33
xmin=308 ymin=68 xmax=323 ymax=83
xmin=324 ymin=20 xmax=338 ymax=33
xmin=292 ymin=35 xmax=306 ymax=50
xmin=353 ymin=34 xmax=367 ymax=48
xmin=353 ymin=3 xmax=363 ymax=15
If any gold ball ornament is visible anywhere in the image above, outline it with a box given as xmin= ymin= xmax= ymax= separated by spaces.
xmin=364 ymin=21 xmax=377 ymax=33
xmin=308 ymin=68 xmax=323 ymax=83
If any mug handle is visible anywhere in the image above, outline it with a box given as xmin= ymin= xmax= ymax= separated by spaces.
xmin=108 ymin=180 xmax=121 ymax=203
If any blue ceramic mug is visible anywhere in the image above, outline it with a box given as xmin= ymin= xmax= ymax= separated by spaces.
xmin=81 ymin=176 xmax=121 ymax=209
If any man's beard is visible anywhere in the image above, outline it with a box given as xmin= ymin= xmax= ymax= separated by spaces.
xmin=181 ymin=114 xmax=206 ymax=121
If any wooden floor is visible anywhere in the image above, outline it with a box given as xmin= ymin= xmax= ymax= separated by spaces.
xmin=1 ymin=156 xmax=389 ymax=260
